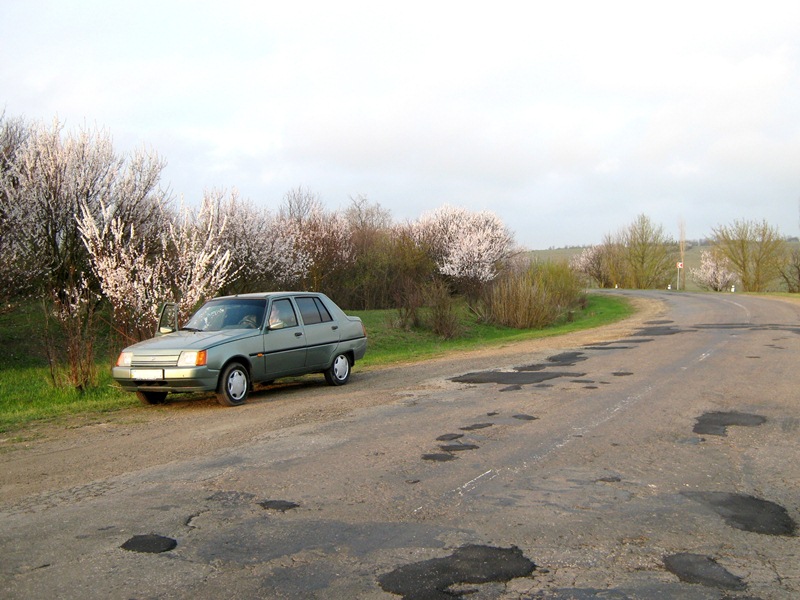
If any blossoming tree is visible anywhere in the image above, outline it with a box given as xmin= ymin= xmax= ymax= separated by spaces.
xmin=79 ymin=195 xmax=234 ymax=343
xmin=414 ymin=204 xmax=515 ymax=297
xmin=690 ymin=249 xmax=737 ymax=291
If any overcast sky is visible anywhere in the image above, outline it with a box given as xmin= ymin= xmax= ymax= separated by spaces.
xmin=2 ymin=1 xmax=799 ymax=248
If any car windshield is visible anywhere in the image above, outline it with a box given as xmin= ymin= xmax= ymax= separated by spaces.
xmin=183 ymin=298 xmax=267 ymax=332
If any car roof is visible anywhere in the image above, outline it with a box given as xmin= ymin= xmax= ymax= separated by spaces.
xmin=212 ymin=291 xmax=323 ymax=301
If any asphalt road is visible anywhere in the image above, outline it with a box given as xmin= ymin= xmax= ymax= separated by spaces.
xmin=2 ymin=291 xmax=799 ymax=599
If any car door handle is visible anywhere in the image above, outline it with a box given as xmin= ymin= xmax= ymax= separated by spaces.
xmin=331 ymin=325 xmax=339 ymax=330
xmin=295 ymin=332 xmax=303 ymax=337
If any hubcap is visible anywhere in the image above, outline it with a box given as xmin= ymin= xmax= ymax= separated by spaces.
xmin=228 ymin=370 xmax=247 ymax=400
xmin=333 ymin=355 xmax=349 ymax=380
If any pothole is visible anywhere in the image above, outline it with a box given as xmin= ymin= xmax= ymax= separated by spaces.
xmin=512 ymin=414 xmax=538 ymax=421
xmin=438 ymin=443 xmax=479 ymax=452
xmin=693 ymin=411 xmax=766 ymax=436
xmin=259 ymin=500 xmax=300 ymax=512
xmin=460 ymin=423 xmax=493 ymax=431
xmin=422 ymin=453 xmax=457 ymax=462
xmin=120 ymin=534 xmax=177 ymax=554
xmin=451 ymin=371 xmax=586 ymax=386
xmin=378 ymin=544 xmax=536 ymax=599
xmin=663 ymin=553 xmax=746 ymax=591
xmin=436 ymin=433 xmax=464 ymax=441
xmin=683 ymin=491 xmax=797 ymax=536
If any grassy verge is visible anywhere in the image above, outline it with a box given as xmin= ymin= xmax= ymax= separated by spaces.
xmin=0 ymin=293 xmax=632 ymax=432
xmin=354 ymin=293 xmax=632 ymax=366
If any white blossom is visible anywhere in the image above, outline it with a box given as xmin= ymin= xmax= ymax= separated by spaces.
xmin=414 ymin=204 xmax=515 ymax=288
xmin=79 ymin=195 xmax=236 ymax=342
xmin=207 ymin=189 xmax=310 ymax=289
xmin=691 ymin=249 xmax=737 ymax=292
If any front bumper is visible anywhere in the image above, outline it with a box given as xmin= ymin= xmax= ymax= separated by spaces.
xmin=112 ymin=366 xmax=220 ymax=393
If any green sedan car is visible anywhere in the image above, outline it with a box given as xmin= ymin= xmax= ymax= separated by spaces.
xmin=113 ymin=292 xmax=367 ymax=406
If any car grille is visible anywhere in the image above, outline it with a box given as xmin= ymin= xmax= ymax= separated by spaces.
xmin=131 ymin=354 xmax=180 ymax=368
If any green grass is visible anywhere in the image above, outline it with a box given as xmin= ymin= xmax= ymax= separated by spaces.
xmin=353 ymin=293 xmax=632 ymax=366
xmin=0 ymin=293 xmax=632 ymax=432
xmin=0 ymin=368 xmax=139 ymax=433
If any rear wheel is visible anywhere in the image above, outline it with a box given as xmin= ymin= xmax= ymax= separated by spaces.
xmin=216 ymin=362 xmax=250 ymax=406
xmin=324 ymin=353 xmax=351 ymax=386
xmin=136 ymin=391 xmax=167 ymax=405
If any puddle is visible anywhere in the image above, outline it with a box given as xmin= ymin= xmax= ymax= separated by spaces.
xmin=436 ymin=433 xmax=464 ymax=441
xmin=693 ymin=411 xmax=766 ymax=436
xmin=378 ymin=544 xmax=536 ymax=599
xmin=663 ymin=552 xmax=746 ymax=591
xmin=683 ymin=491 xmax=797 ymax=536
xmin=259 ymin=500 xmax=299 ymax=512
xmin=121 ymin=534 xmax=177 ymax=554
xmin=612 ymin=371 xmax=633 ymax=377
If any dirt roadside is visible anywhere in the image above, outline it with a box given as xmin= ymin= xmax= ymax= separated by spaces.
xmin=0 ymin=296 xmax=666 ymax=504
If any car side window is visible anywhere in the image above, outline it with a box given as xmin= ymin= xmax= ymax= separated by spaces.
xmin=297 ymin=297 xmax=334 ymax=325
xmin=314 ymin=297 xmax=333 ymax=322
xmin=268 ymin=299 xmax=298 ymax=330
xmin=297 ymin=297 xmax=320 ymax=325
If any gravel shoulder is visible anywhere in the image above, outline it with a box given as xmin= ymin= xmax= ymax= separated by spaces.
xmin=0 ymin=295 xmax=665 ymax=504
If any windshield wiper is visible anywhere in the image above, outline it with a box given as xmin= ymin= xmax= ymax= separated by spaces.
xmin=180 ymin=327 xmax=202 ymax=332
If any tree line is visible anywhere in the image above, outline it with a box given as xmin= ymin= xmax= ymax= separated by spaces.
xmin=570 ymin=215 xmax=799 ymax=294
xmin=1 ymin=114 xmax=589 ymax=390
xmin=2 ymin=112 xmax=795 ymax=391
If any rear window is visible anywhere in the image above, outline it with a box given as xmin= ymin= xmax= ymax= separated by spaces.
xmin=296 ymin=297 xmax=333 ymax=325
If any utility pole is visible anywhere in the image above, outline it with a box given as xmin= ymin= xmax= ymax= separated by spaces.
xmin=678 ymin=219 xmax=686 ymax=291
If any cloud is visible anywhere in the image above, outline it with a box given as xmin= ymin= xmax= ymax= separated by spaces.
xmin=2 ymin=1 xmax=800 ymax=247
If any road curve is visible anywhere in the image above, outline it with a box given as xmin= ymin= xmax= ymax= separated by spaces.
xmin=2 ymin=291 xmax=799 ymax=599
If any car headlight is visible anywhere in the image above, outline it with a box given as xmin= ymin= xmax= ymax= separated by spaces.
xmin=116 ymin=351 xmax=133 ymax=367
xmin=178 ymin=350 xmax=207 ymax=367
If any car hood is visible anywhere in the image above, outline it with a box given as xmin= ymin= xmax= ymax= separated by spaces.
xmin=125 ymin=329 xmax=259 ymax=353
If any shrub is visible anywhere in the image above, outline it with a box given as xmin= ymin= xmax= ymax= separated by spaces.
xmin=425 ymin=280 xmax=461 ymax=339
xmin=482 ymin=259 xmax=583 ymax=329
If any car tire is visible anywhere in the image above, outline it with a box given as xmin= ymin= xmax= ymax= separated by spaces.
xmin=136 ymin=391 xmax=167 ymax=405
xmin=324 ymin=353 xmax=351 ymax=386
xmin=217 ymin=362 xmax=250 ymax=406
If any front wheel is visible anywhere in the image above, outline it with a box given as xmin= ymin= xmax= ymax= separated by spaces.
xmin=324 ymin=353 xmax=351 ymax=386
xmin=216 ymin=362 xmax=250 ymax=406
xmin=136 ymin=391 xmax=167 ymax=405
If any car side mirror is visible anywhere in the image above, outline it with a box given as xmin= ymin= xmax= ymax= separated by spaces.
xmin=157 ymin=302 xmax=179 ymax=336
